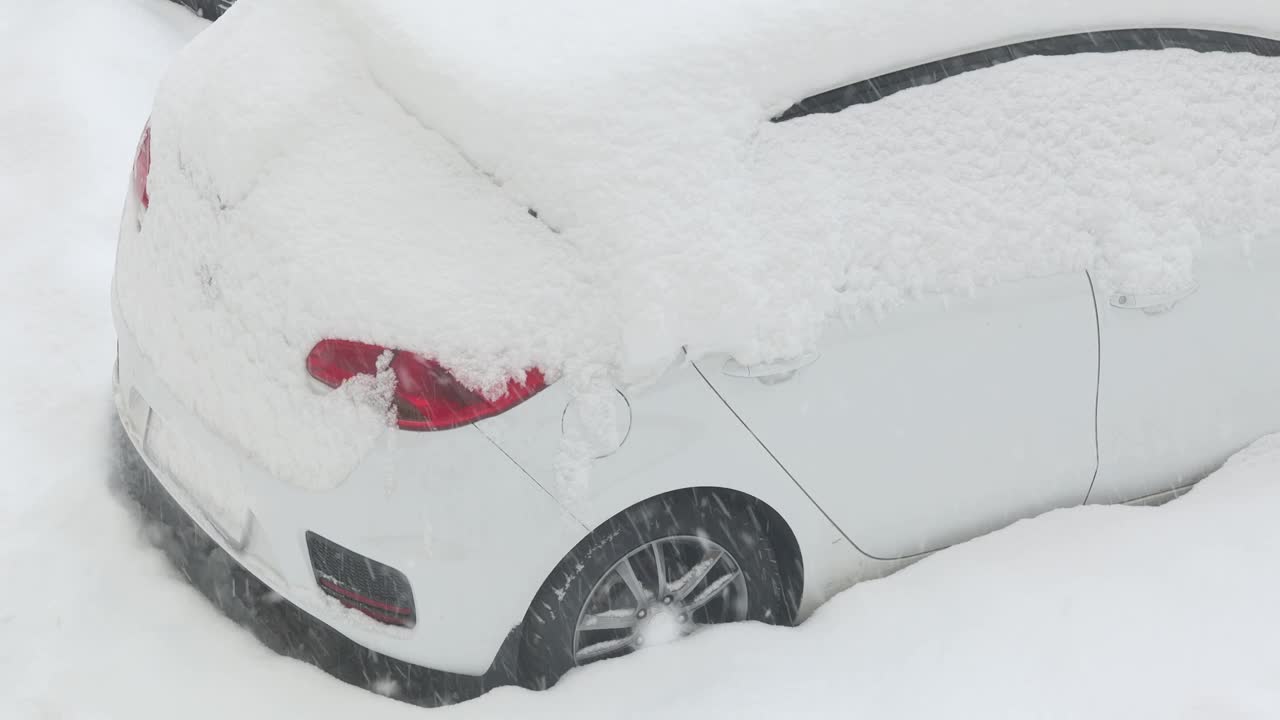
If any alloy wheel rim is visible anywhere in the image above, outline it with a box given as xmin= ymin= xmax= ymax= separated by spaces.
xmin=572 ymin=535 xmax=749 ymax=665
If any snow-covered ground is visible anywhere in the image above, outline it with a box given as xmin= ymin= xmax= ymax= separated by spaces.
xmin=4 ymin=1 xmax=1280 ymax=718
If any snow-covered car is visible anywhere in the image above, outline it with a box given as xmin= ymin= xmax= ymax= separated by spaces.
xmin=170 ymin=0 xmax=234 ymax=20
xmin=112 ymin=0 xmax=1280 ymax=692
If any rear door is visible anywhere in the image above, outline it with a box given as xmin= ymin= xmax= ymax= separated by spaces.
xmin=696 ymin=272 xmax=1099 ymax=559
xmin=1088 ymin=243 xmax=1280 ymax=504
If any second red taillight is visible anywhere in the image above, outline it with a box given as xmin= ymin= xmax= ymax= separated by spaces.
xmin=305 ymin=339 xmax=548 ymax=431
xmin=132 ymin=123 xmax=151 ymax=209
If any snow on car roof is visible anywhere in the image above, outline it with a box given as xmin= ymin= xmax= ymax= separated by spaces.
xmin=120 ymin=0 xmax=1280 ymax=488
xmin=334 ymin=0 xmax=1280 ymax=214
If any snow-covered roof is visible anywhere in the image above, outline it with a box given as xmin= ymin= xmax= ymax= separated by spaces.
xmin=338 ymin=1 xmax=1280 ymax=132
xmin=317 ymin=2 xmax=1280 ymax=231
xmin=118 ymin=0 xmax=1280 ymax=487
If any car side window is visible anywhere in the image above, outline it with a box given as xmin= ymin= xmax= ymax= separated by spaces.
xmin=774 ymin=28 xmax=1280 ymax=122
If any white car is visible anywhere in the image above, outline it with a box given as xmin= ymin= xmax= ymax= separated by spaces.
xmin=113 ymin=0 xmax=1280 ymax=693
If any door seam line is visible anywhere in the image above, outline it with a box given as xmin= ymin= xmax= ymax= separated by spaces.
xmin=690 ymin=361 xmax=902 ymax=562
xmin=1082 ymin=269 xmax=1103 ymax=505
xmin=471 ymin=424 xmax=591 ymax=531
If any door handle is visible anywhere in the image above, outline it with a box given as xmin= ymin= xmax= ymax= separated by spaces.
xmin=722 ymin=352 xmax=820 ymax=383
xmin=1109 ymin=282 xmax=1198 ymax=314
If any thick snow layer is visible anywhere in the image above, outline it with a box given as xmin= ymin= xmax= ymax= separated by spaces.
xmin=115 ymin=0 xmax=1280 ymax=488
xmin=8 ymin=5 xmax=1280 ymax=717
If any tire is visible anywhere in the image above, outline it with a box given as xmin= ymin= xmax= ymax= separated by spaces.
xmin=518 ymin=488 xmax=790 ymax=689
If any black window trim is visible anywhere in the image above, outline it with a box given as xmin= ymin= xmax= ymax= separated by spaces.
xmin=773 ymin=28 xmax=1280 ymax=122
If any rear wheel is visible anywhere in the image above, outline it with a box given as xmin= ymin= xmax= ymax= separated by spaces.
xmin=518 ymin=489 xmax=789 ymax=688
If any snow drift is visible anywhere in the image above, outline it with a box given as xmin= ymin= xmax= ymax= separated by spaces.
xmin=113 ymin=0 xmax=1280 ymax=487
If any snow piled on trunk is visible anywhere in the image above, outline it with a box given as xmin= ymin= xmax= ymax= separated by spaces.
xmin=114 ymin=0 xmax=1280 ymax=488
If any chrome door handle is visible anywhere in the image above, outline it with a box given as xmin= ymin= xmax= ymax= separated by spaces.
xmin=1110 ymin=282 xmax=1198 ymax=314
xmin=722 ymin=352 xmax=820 ymax=383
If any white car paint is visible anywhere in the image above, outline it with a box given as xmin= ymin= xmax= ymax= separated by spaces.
xmin=111 ymin=19 xmax=1280 ymax=680
xmin=113 ymin=312 xmax=589 ymax=674
xmin=475 ymin=364 xmax=886 ymax=608
xmin=697 ymin=272 xmax=1100 ymax=559
xmin=1089 ymin=239 xmax=1280 ymax=504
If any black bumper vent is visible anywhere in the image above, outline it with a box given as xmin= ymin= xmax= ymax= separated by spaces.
xmin=305 ymin=532 xmax=416 ymax=628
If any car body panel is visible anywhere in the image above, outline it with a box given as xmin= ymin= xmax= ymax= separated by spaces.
xmin=1089 ymin=241 xmax=1280 ymax=504
xmin=475 ymin=365 xmax=888 ymax=621
xmin=113 ymin=299 xmax=586 ymax=675
xmin=698 ymin=272 xmax=1101 ymax=559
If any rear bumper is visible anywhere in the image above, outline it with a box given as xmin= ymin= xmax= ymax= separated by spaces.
xmin=112 ymin=302 xmax=586 ymax=675
xmin=111 ymin=425 xmax=521 ymax=703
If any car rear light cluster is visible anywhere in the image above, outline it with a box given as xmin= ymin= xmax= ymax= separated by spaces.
xmin=132 ymin=123 xmax=151 ymax=210
xmin=305 ymin=339 xmax=548 ymax=431
xmin=306 ymin=532 xmax=416 ymax=627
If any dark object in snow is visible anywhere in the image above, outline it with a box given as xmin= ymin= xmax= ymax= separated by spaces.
xmin=170 ymin=0 xmax=235 ymax=20
xmin=774 ymin=28 xmax=1280 ymax=122
xmin=108 ymin=419 xmax=523 ymax=707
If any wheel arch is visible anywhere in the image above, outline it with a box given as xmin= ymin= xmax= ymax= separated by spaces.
xmin=527 ymin=485 xmax=806 ymax=629
xmin=644 ymin=486 xmax=805 ymax=625
xmin=512 ymin=484 xmax=807 ymax=687
xmin=691 ymin=486 xmax=805 ymax=625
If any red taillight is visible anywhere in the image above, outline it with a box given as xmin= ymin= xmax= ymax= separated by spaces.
xmin=305 ymin=339 xmax=548 ymax=431
xmin=132 ymin=123 xmax=151 ymax=209
xmin=305 ymin=339 xmax=386 ymax=387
